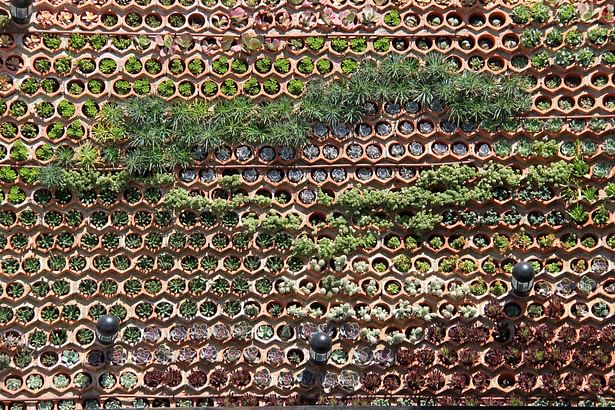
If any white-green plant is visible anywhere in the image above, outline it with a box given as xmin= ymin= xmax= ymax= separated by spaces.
xmin=449 ymin=282 xmax=470 ymax=298
xmin=385 ymin=331 xmax=405 ymax=345
xmin=299 ymin=281 xmax=315 ymax=294
xmin=404 ymin=277 xmax=422 ymax=295
xmin=394 ymin=300 xmax=414 ymax=319
xmin=371 ymin=306 xmax=390 ymax=320
xmin=360 ymin=328 xmax=381 ymax=345
xmin=407 ymin=327 xmax=423 ymax=343
xmin=353 ymin=260 xmax=369 ymax=273
xmin=426 ymin=278 xmax=445 ymax=296
xmin=309 ymin=258 xmax=326 ymax=272
xmin=441 ymin=304 xmax=455 ymax=319
xmin=308 ymin=307 xmax=324 ymax=319
xmin=459 ymin=305 xmax=478 ymax=318
xmin=320 ymin=275 xmax=360 ymax=297
xmin=326 ymin=303 xmax=355 ymax=321
xmin=278 ymin=278 xmax=296 ymax=294
xmin=364 ymin=279 xmax=378 ymax=296
xmin=333 ymin=255 xmax=347 ymax=271
xmin=357 ymin=306 xmax=372 ymax=321
xmin=287 ymin=305 xmax=308 ymax=318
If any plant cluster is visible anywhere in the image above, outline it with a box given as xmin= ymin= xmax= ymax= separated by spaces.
xmin=37 ymin=54 xmax=531 ymax=185
xmin=302 ymin=53 xmax=530 ymax=126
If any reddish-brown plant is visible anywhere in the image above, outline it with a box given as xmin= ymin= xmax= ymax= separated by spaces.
xmin=164 ymin=368 xmax=182 ymax=387
xmin=187 ymin=370 xmax=207 ymax=388
xmin=438 ymin=346 xmax=458 ymax=366
xmin=472 ymin=371 xmax=490 ymax=391
xmin=209 ymin=368 xmax=229 ymax=388
xmin=484 ymin=300 xmax=504 ymax=320
xmin=544 ymin=296 xmax=565 ymax=319
xmin=578 ymin=325 xmax=598 ymax=346
xmin=395 ymin=347 xmax=413 ymax=366
xmin=404 ymin=369 xmax=422 ymax=391
xmin=457 ymin=348 xmax=479 ymax=367
xmin=360 ymin=371 xmax=381 ymax=392
xmin=545 ymin=343 xmax=569 ymax=369
xmin=448 ymin=372 xmax=469 ymax=391
xmin=230 ymin=368 xmax=251 ymax=387
xmin=557 ymin=325 xmax=577 ymax=346
xmin=415 ymin=347 xmax=435 ymax=368
xmin=143 ymin=370 xmax=165 ymax=388
xmin=587 ymin=375 xmax=606 ymax=393
xmin=382 ymin=374 xmax=401 ymax=392
xmin=484 ymin=348 xmax=504 ymax=367
xmin=517 ymin=372 xmax=537 ymax=392
xmin=540 ymin=373 xmax=561 ymax=393
xmin=533 ymin=323 xmax=554 ymax=342
xmin=564 ymin=372 xmax=584 ymax=391
xmin=424 ymin=369 xmax=445 ymax=391
xmin=504 ymin=346 xmax=522 ymax=366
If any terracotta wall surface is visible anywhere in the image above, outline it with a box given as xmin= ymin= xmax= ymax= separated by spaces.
xmin=0 ymin=0 xmax=614 ymax=408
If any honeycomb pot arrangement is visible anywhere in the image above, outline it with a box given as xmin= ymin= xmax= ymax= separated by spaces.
xmin=0 ymin=0 xmax=614 ymax=408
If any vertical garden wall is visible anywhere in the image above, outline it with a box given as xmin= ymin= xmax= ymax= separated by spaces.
xmin=0 ymin=0 xmax=614 ymax=408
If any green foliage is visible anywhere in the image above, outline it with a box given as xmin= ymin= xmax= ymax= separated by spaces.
xmin=163 ymin=188 xmax=272 ymax=213
xmin=526 ymin=161 xmax=573 ymax=186
xmin=37 ymin=166 xmax=131 ymax=193
xmin=60 ymin=57 xmax=528 ymax=188
xmin=10 ymin=141 xmax=29 ymax=161
xmin=567 ymin=203 xmax=589 ymax=224
xmin=0 ymin=167 xmax=17 ymax=182
xmin=219 ymin=175 xmax=241 ymax=192
xmin=338 ymin=163 xmax=519 ymax=215
xmin=301 ymin=53 xmax=530 ymax=126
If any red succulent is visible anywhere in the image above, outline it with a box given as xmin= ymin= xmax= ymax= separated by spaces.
xmin=187 ymin=370 xmax=207 ymax=388
xmin=360 ymin=371 xmax=381 ymax=392
xmin=424 ymin=369 xmax=445 ymax=391
xmin=472 ymin=371 xmax=490 ymax=391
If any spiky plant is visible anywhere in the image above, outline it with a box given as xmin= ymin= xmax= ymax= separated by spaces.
xmin=73 ymin=142 xmax=101 ymax=170
xmin=37 ymin=165 xmax=67 ymax=190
